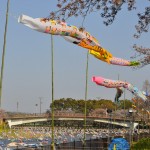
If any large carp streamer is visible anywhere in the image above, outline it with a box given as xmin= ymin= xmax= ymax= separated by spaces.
xmin=92 ymin=76 xmax=147 ymax=101
xmin=18 ymin=15 xmax=140 ymax=67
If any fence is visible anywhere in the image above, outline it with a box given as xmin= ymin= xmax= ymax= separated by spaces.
xmin=24 ymin=133 xmax=150 ymax=150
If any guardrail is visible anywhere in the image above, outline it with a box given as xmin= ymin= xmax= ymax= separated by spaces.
xmin=5 ymin=113 xmax=142 ymax=122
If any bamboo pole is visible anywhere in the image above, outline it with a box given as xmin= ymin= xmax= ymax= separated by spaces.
xmin=83 ymin=51 xmax=89 ymax=147
xmin=113 ymin=74 xmax=120 ymax=130
xmin=50 ymin=35 xmax=55 ymax=150
xmin=123 ymin=83 xmax=126 ymax=125
xmin=137 ymin=99 xmax=140 ymax=140
xmin=0 ymin=0 xmax=10 ymax=108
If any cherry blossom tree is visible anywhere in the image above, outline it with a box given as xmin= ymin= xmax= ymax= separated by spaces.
xmin=50 ymin=0 xmax=150 ymax=67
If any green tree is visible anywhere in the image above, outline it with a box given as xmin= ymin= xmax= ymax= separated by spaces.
xmin=86 ymin=100 xmax=94 ymax=112
xmin=76 ymin=99 xmax=85 ymax=113
xmin=119 ymin=99 xmax=133 ymax=109
xmin=51 ymin=98 xmax=132 ymax=113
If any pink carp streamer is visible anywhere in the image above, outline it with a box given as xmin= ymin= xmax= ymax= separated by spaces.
xmin=18 ymin=14 xmax=140 ymax=67
xmin=92 ymin=76 xmax=147 ymax=101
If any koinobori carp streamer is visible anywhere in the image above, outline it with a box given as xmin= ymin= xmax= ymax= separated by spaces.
xmin=18 ymin=14 xmax=140 ymax=66
xmin=92 ymin=76 xmax=147 ymax=101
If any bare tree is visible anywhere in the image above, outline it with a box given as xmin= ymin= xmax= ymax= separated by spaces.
xmin=50 ymin=0 xmax=150 ymax=68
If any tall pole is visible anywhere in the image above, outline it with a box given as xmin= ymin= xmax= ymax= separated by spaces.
xmin=107 ymin=109 xmax=112 ymax=146
xmin=142 ymin=109 xmax=144 ymax=138
xmin=83 ymin=52 xmax=89 ymax=148
xmin=39 ymin=97 xmax=42 ymax=114
xmin=113 ymin=74 xmax=119 ymax=129
xmin=108 ymin=113 xmax=110 ymax=146
xmin=17 ymin=101 xmax=19 ymax=112
xmin=51 ymin=35 xmax=55 ymax=150
xmin=137 ymin=99 xmax=139 ymax=140
xmin=148 ymin=98 xmax=150 ymax=133
xmin=124 ymin=80 xmax=126 ymax=125
xmin=0 ymin=0 xmax=10 ymax=108
xmin=35 ymin=104 xmax=38 ymax=115
xmin=130 ymin=112 xmax=132 ymax=146
xmin=128 ymin=109 xmax=133 ymax=147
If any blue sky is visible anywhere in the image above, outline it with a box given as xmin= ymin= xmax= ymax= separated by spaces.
xmin=0 ymin=0 xmax=150 ymax=113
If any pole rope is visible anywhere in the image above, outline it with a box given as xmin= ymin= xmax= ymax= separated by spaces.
xmin=0 ymin=0 xmax=10 ymax=108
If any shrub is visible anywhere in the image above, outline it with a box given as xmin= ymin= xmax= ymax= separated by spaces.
xmin=131 ymin=138 xmax=150 ymax=150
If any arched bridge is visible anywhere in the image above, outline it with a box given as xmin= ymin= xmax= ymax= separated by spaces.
xmin=5 ymin=113 xmax=139 ymax=129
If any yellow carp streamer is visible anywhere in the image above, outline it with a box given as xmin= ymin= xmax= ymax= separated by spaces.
xmin=18 ymin=15 xmax=140 ymax=66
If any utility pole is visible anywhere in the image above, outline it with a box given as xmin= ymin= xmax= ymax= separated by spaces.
xmin=35 ymin=104 xmax=38 ymax=115
xmin=17 ymin=101 xmax=19 ymax=112
xmin=39 ymin=97 xmax=42 ymax=114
